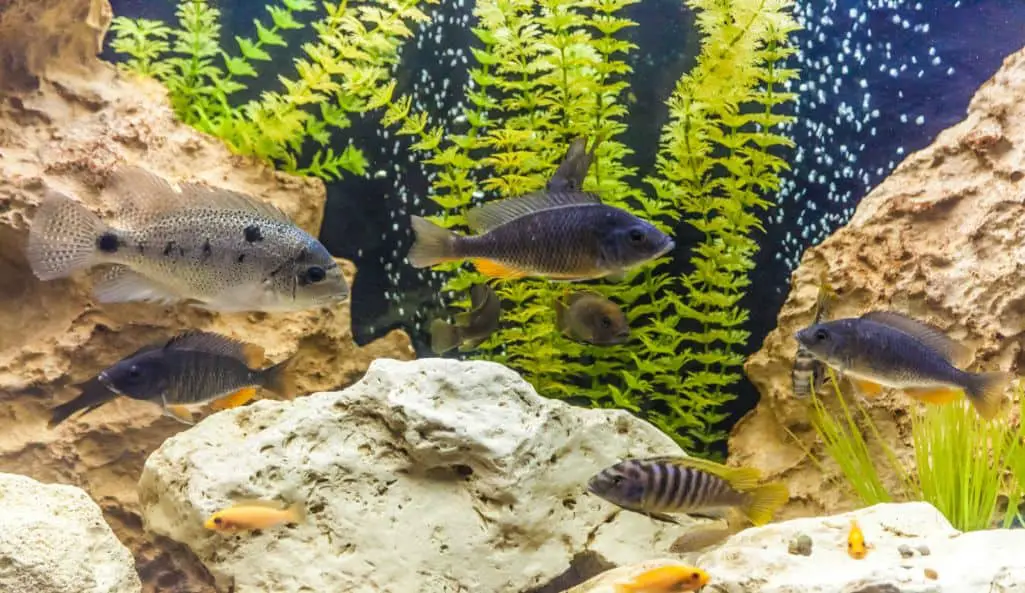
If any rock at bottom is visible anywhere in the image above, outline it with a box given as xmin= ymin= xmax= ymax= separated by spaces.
xmin=0 ymin=473 xmax=141 ymax=593
xmin=138 ymin=358 xmax=691 ymax=593
xmin=575 ymin=502 xmax=1023 ymax=592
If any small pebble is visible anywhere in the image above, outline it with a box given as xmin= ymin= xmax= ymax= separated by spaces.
xmin=788 ymin=533 xmax=813 ymax=556
xmin=916 ymin=544 xmax=931 ymax=556
xmin=897 ymin=544 xmax=914 ymax=558
xmin=924 ymin=568 xmax=938 ymax=580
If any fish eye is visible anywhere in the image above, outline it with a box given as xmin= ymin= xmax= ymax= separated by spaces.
xmin=600 ymin=316 xmax=612 ymax=328
xmin=304 ymin=266 xmax=326 ymax=283
xmin=611 ymin=475 xmax=624 ymax=485
xmin=628 ymin=229 xmax=645 ymax=243
xmin=213 ymin=517 xmax=223 ymax=525
xmin=814 ymin=328 xmax=829 ymax=341
xmin=128 ymin=365 xmax=141 ymax=379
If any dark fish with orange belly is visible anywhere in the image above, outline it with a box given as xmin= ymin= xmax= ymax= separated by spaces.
xmin=407 ymin=191 xmax=674 ymax=281
xmin=796 ymin=310 xmax=1012 ymax=420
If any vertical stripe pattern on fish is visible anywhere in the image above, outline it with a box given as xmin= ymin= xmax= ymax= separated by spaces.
xmin=792 ymin=274 xmax=835 ymax=398
xmin=587 ymin=456 xmax=789 ymax=526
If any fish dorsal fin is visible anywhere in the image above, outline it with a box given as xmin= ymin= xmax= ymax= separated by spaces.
xmin=468 ymin=283 xmax=494 ymax=313
xmin=230 ymin=498 xmax=288 ymax=510
xmin=164 ymin=331 xmax=262 ymax=365
xmin=860 ymin=311 xmax=970 ymax=366
xmin=644 ymin=455 xmax=763 ymax=491
xmin=106 ymin=166 xmax=291 ymax=225
xmin=547 ymin=137 xmax=600 ymax=193
xmin=465 ymin=191 xmax=602 ymax=233
xmin=566 ymin=290 xmax=602 ymax=307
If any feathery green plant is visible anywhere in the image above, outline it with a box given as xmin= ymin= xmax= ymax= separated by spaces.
xmin=803 ymin=373 xmax=1025 ymax=531
xmin=109 ymin=0 xmax=437 ymax=180
xmin=379 ymin=0 xmax=800 ymax=458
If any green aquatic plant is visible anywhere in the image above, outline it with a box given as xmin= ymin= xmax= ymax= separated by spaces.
xmin=381 ymin=0 xmax=801 ymax=457
xmin=802 ymin=374 xmax=1025 ymax=531
xmin=109 ymin=0 xmax=437 ymax=180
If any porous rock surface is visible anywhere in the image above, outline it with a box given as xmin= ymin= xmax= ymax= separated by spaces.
xmin=732 ymin=45 xmax=1025 ymax=518
xmin=0 ymin=0 xmax=412 ymax=591
xmin=139 ymin=358 xmax=690 ymax=593
xmin=571 ymin=502 xmax=1024 ymax=592
xmin=0 ymin=472 xmax=141 ymax=593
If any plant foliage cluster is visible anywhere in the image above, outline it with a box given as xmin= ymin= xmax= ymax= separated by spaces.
xmin=110 ymin=0 xmax=436 ymax=180
xmin=798 ymin=372 xmax=1025 ymax=531
xmin=109 ymin=0 xmax=802 ymax=458
xmin=379 ymin=0 xmax=800 ymax=457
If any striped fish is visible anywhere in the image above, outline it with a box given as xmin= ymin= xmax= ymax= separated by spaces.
xmin=586 ymin=455 xmax=789 ymax=526
xmin=792 ymin=274 xmax=835 ymax=398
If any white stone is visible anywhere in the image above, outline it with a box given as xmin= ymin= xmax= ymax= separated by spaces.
xmin=569 ymin=502 xmax=1025 ymax=592
xmin=138 ymin=358 xmax=689 ymax=593
xmin=0 ymin=473 xmax=141 ymax=593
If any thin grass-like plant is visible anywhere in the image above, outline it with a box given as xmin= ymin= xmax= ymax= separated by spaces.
xmin=911 ymin=395 xmax=1025 ymax=531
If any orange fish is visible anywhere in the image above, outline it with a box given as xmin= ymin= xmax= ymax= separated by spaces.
xmin=614 ymin=565 xmax=710 ymax=593
xmin=204 ymin=499 xmax=306 ymax=532
xmin=847 ymin=519 xmax=868 ymax=559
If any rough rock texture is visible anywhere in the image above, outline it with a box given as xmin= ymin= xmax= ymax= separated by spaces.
xmin=0 ymin=472 xmax=141 ymax=593
xmin=138 ymin=358 xmax=692 ymax=593
xmin=0 ymin=1 xmax=413 ymax=592
xmin=570 ymin=502 xmax=1025 ymax=592
xmin=732 ymin=46 xmax=1025 ymax=518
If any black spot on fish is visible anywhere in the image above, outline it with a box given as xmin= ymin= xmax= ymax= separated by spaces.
xmin=163 ymin=241 xmax=175 ymax=257
xmin=202 ymin=239 xmax=212 ymax=259
xmin=96 ymin=232 xmax=120 ymax=253
xmin=178 ymin=247 xmax=186 ymax=257
xmin=237 ymin=253 xmax=246 ymax=264
xmin=136 ymin=242 xmax=146 ymax=254
xmin=244 ymin=225 xmax=263 ymax=243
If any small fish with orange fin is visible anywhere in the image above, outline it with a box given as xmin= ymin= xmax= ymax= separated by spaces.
xmin=93 ymin=330 xmax=297 ymax=425
xmin=847 ymin=519 xmax=869 ymax=559
xmin=204 ymin=499 xmax=306 ymax=532
xmin=614 ymin=565 xmax=709 ymax=593
xmin=796 ymin=310 xmax=1011 ymax=420
xmin=587 ymin=455 xmax=789 ymax=527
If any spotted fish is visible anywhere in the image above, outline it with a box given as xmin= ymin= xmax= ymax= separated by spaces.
xmin=587 ymin=455 xmax=789 ymax=526
xmin=793 ymin=274 xmax=835 ymax=398
xmin=796 ymin=311 xmax=1011 ymax=420
xmin=26 ymin=166 xmax=348 ymax=312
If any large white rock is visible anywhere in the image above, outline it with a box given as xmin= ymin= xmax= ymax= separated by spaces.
xmin=0 ymin=473 xmax=141 ymax=593
xmin=138 ymin=358 xmax=689 ymax=592
xmin=567 ymin=502 xmax=1025 ymax=592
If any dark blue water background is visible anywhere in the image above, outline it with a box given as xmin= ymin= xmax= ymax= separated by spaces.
xmin=105 ymin=0 xmax=1025 ymax=447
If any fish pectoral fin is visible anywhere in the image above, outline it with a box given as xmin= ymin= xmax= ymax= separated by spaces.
xmin=904 ymin=386 xmax=963 ymax=405
xmin=640 ymin=511 xmax=682 ymax=525
xmin=472 ymin=259 xmax=527 ymax=280
xmin=163 ymin=404 xmax=196 ymax=425
xmin=850 ymin=378 xmax=885 ymax=398
xmin=93 ymin=265 xmax=183 ymax=305
xmin=685 ymin=510 xmax=727 ymax=522
xmin=208 ymin=387 xmax=258 ymax=412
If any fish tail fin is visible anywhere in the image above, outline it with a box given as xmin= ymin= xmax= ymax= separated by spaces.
xmin=407 ymin=216 xmax=459 ymax=268
xmin=964 ymin=371 xmax=1013 ymax=420
xmin=26 ymin=190 xmax=110 ymax=280
xmin=287 ymin=501 xmax=307 ymax=525
xmin=261 ymin=354 xmax=299 ymax=399
xmin=742 ymin=481 xmax=790 ymax=526
xmin=430 ymin=319 xmax=461 ymax=354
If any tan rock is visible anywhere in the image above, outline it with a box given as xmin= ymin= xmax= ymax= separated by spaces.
xmin=0 ymin=0 xmax=413 ymax=591
xmin=732 ymin=46 xmax=1025 ymax=517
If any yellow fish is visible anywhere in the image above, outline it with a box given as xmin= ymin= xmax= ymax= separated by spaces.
xmin=847 ymin=519 xmax=869 ymax=559
xmin=614 ymin=565 xmax=710 ymax=593
xmin=204 ymin=499 xmax=306 ymax=532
